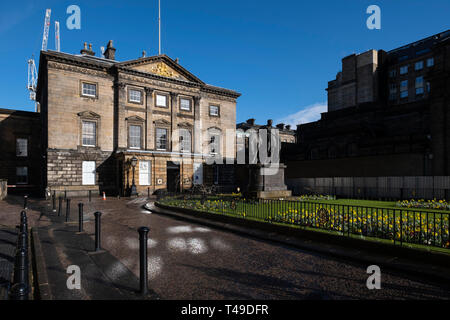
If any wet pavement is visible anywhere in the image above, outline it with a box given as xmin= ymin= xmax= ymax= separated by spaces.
xmin=1 ymin=195 xmax=450 ymax=299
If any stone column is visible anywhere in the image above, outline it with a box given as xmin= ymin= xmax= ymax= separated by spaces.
xmin=170 ymin=92 xmax=179 ymax=152
xmin=144 ymin=88 xmax=154 ymax=150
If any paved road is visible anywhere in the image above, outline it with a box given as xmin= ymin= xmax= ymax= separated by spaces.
xmin=77 ymin=198 xmax=450 ymax=300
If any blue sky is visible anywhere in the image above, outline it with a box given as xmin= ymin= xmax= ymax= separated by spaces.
xmin=0 ymin=0 xmax=449 ymax=125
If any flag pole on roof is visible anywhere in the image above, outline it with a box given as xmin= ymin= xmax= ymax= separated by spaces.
xmin=158 ymin=0 xmax=161 ymax=55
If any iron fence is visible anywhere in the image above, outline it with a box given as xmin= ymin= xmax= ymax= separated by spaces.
xmin=157 ymin=193 xmax=450 ymax=250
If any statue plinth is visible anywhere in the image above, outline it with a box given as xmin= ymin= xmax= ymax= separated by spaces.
xmin=246 ymin=163 xmax=292 ymax=199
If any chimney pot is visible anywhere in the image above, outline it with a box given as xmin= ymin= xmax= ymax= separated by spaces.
xmin=80 ymin=42 xmax=95 ymax=56
xmin=276 ymin=123 xmax=285 ymax=130
xmin=142 ymin=50 xmax=146 ymax=58
xmin=246 ymin=118 xmax=255 ymax=126
xmin=104 ymin=40 xmax=116 ymax=60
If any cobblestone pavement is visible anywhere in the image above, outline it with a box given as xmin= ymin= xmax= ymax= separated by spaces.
xmin=2 ymin=196 xmax=450 ymax=299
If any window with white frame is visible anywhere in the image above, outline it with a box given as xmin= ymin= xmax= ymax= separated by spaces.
xmin=129 ymin=89 xmax=142 ymax=103
xmin=415 ymin=61 xmax=423 ymax=71
xmin=129 ymin=125 xmax=142 ymax=149
xmin=180 ymin=98 xmax=191 ymax=111
xmin=427 ymin=57 xmax=434 ymax=67
xmin=179 ymin=128 xmax=191 ymax=152
xmin=415 ymin=76 xmax=424 ymax=95
xmin=400 ymin=80 xmax=408 ymax=98
xmin=156 ymin=128 xmax=168 ymax=150
xmin=156 ymin=94 xmax=168 ymax=107
xmin=16 ymin=167 xmax=28 ymax=184
xmin=16 ymin=138 xmax=28 ymax=157
xmin=399 ymin=66 xmax=408 ymax=75
xmin=82 ymin=82 xmax=97 ymax=97
xmin=82 ymin=121 xmax=96 ymax=146
xmin=209 ymin=105 xmax=219 ymax=116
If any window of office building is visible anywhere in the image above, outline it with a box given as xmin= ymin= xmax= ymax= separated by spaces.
xmin=400 ymin=80 xmax=408 ymax=98
xmin=156 ymin=128 xmax=168 ymax=150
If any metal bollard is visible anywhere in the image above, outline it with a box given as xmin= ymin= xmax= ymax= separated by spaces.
xmin=78 ymin=203 xmax=84 ymax=232
xmin=138 ymin=226 xmax=150 ymax=295
xmin=94 ymin=212 xmax=102 ymax=251
xmin=23 ymin=195 xmax=28 ymax=210
xmin=18 ymin=232 xmax=28 ymax=251
xmin=20 ymin=210 xmax=27 ymax=223
xmin=89 ymin=190 xmax=92 ymax=202
xmin=65 ymin=198 xmax=71 ymax=222
xmin=13 ymin=248 xmax=28 ymax=290
xmin=20 ymin=216 xmax=28 ymax=234
xmin=58 ymin=196 xmax=62 ymax=216
xmin=9 ymin=282 xmax=28 ymax=300
xmin=64 ymin=190 xmax=67 ymax=199
xmin=52 ymin=191 xmax=56 ymax=212
xmin=147 ymin=187 xmax=150 ymax=199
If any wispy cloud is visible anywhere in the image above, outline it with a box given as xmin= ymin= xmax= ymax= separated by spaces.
xmin=276 ymin=102 xmax=327 ymax=127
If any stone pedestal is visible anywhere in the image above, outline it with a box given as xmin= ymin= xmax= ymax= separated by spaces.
xmin=246 ymin=163 xmax=292 ymax=199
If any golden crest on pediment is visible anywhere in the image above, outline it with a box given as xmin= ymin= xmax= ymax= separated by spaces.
xmin=151 ymin=62 xmax=176 ymax=78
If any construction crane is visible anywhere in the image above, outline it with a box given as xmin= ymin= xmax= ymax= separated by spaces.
xmin=27 ymin=9 xmax=51 ymax=111
xmin=41 ymin=9 xmax=51 ymax=51
xmin=55 ymin=21 xmax=60 ymax=52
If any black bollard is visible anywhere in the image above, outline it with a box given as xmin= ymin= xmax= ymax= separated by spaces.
xmin=23 ymin=195 xmax=28 ymax=210
xmin=89 ymin=190 xmax=92 ymax=202
xmin=147 ymin=187 xmax=150 ymax=199
xmin=94 ymin=212 xmax=102 ymax=251
xmin=78 ymin=203 xmax=84 ymax=232
xmin=18 ymin=232 xmax=28 ymax=251
xmin=52 ymin=191 xmax=56 ymax=212
xmin=58 ymin=196 xmax=62 ymax=216
xmin=20 ymin=218 xmax=28 ymax=234
xmin=13 ymin=248 xmax=28 ymax=290
xmin=138 ymin=226 xmax=150 ymax=295
xmin=65 ymin=198 xmax=71 ymax=222
xmin=9 ymin=282 xmax=28 ymax=300
xmin=64 ymin=190 xmax=67 ymax=200
xmin=20 ymin=210 xmax=27 ymax=224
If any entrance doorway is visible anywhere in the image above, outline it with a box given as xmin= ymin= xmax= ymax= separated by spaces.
xmin=166 ymin=161 xmax=180 ymax=192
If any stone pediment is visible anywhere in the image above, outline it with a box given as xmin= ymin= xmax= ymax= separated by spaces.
xmin=118 ymin=55 xmax=204 ymax=84
xmin=178 ymin=122 xmax=193 ymax=128
xmin=126 ymin=115 xmax=145 ymax=122
xmin=153 ymin=118 xmax=171 ymax=126
xmin=77 ymin=111 xmax=100 ymax=119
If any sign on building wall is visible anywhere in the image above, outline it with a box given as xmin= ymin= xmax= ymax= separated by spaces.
xmin=82 ymin=161 xmax=96 ymax=185
xmin=139 ymin=161 xmax=151 ymax=186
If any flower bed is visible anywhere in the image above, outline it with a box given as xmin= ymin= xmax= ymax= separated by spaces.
xmin=396 ymin=199 xmax=450 ymax=211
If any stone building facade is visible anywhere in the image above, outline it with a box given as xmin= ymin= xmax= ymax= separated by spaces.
xmin=0 ymin=109 xmax=42 ymax=195
xmin=36 ymin=41 xmax=240 ymax=196
xmin=284 ymin=30 xmax=450 ymax=178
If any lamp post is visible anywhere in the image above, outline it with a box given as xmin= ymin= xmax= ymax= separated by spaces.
xmin=130 ymin=156 xmax=138 ymax=196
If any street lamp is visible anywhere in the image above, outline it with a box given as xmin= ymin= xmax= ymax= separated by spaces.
xmin=131 ymin=156 xmax=138 ymax=196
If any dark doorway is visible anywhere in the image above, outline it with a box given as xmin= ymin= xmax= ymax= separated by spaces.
xmin=167 ymin=161 xmax=180 ymax=192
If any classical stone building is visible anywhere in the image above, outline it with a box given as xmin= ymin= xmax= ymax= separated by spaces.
xmin=284 ymin=30 xmax=450 ymax=179
xmin=35 ymin=41 xmax=240 ymax=196
xmin=236 ymin=118 xmax=296 ymax=144
xmin=0 ymin=109 xmax=42 ymax=195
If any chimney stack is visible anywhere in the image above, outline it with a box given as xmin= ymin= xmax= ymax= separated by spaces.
xmin=267 ymin=119 xmax=273 ymax=127
xmin=80 ymin=42 xmax=95 ymax=56
xmin=285 ymin=125 xmax=291 ymax=130
xmin=246 ymin=118 xmax=255 ymax=126
xmin=276 ymin=123 xmax=285 ymax=130
xmin=104 ymin=40 xmax=116 ymax=60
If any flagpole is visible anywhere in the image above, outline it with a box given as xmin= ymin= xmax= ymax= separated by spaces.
xmin=158 ymin=0 xmax=161 ymax=55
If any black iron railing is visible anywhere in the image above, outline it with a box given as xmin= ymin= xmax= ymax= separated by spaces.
xmin=157 ymin=193 xmax=450 ymax=250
